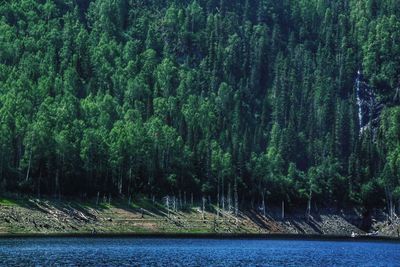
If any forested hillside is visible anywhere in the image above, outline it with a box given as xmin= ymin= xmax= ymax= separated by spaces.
xmin=0 ymin=0 xmax=399 ymax=212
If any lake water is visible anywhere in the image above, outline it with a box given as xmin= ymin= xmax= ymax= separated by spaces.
xmin=0 ymin=237 xmax=399 ymax=266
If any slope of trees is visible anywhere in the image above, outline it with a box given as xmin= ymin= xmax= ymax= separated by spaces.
xmin=0 ymin=0 xmax=399 ymax=211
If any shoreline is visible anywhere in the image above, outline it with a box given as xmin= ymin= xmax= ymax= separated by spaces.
xmin=1 ymin=197 xmax=399 ymax=240
xmin=0 ymin=232 xmax=399 ymax=243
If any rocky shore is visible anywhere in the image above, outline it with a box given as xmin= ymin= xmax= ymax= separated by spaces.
xmin=0 ymin=198 xmax=398 ymax=238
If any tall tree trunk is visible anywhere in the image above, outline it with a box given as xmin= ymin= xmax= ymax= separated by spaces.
xmin=306 ymin=189 xmax=312 ymax=222
xmin=128 ymin=164 xmax=132 ymax=196
xmin=385 ymin=186 xmax=393 ymax=220
xmin=221 ymin=176 xmax=225 ymax=211
xmin=118 ymin=165 xmax=123 ymax=195
xmin=228 ymin=183 xmax=232 ymax=212
xmin=217 ymin=175 xmax=220 ymax=218
xmin=202 ymin=196 xmax=206 ymax=220
xmin=262 ymin=190 xmax=266 ymax=217
xmin=25 ymin=148 xmax=32 ymax=182
xmin=25 ymin=132 xmax=35 ymax=182
xmin=179 ymin=190 xmax=182 ymax=209
xmin=234 ymin=177 xmax=238 ymax=216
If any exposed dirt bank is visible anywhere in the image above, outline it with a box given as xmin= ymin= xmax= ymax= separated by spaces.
xmin=0 ymin=198 xmax=398 ymax=238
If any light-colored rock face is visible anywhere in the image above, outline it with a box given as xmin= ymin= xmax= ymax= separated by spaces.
xmin=356 ymin=71 xmax=384 ymax=138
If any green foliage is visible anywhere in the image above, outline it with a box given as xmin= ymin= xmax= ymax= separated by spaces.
xmin=0 ymin=0 xmax=399 ymax=210
xmin=0 ymin=198 xmax=19 ymax=206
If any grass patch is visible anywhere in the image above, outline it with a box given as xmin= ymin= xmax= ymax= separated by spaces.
xmin=0 ymin=198 xmax=19 ymax=206
xmin=98 ymin=202 xmax=113 ymax=209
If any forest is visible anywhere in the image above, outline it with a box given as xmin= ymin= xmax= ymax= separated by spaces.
xmin=0 ymin=0 xmax=399 ymax=213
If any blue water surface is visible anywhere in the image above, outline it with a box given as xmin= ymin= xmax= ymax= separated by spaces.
xmin=0 ymin=238 xmax=399 ymax=266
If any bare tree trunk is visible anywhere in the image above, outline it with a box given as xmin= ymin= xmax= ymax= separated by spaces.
xmin=385 ymin=186 xmax=393 ymax=220
xmin=202 ymin=196 xmax=206 ymax=220
xmin=281 ymin=200 xmax=285 ymax=220
xmin=234 ymin=178 xmax=238 ymax=217
xmin=166 ymin=196 xmax=170 ymax=217
xmin=228 ymin=183 xmax=232 ymax=212
xmin=221 ymin=177 xmax=225 ymax=211
xmin=118 ymin=166 xmax=123 ymax=195
xmin=173 ymin=196 xmax=176 ymax=211
xmin=179 ymin=191 xmax=182 ymax=210
xmin=391 ymin=192 xmax=395 ymax=219
xmin=217 ymin=187 xmax=220 ymax=219
xmin=128 ymin=165 xmax=132 ymax=197
xmin=306 ymin=188 xmax=312 ymax=222
xmin=262 ymin=191 xmax=266 ymax=217
xmin=167 ymin=196 xmax=170 ymax=217
xmin=25 ymin=142 xmax=33 ymax=182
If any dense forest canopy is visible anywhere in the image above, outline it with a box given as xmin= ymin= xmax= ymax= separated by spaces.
xmin=0 ymin=0 xmax=400 ymax=211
